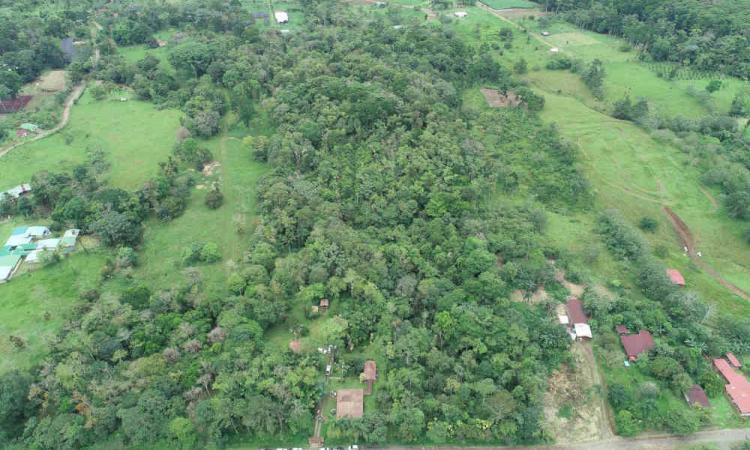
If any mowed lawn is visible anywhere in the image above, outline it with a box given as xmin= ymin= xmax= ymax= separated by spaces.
xmin=0 ymin=90 xmax=181 ymax=192
xmin=482 ymin=0 xmax=538 ymax=8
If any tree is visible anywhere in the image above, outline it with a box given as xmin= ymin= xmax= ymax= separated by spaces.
xmin=205 ymin=185 xmax=224 ymax=209
xmin=513 ymin=58 xmax=528 ymax=75
xmin=581 ymin=59 xmax=605 ymax=99
xmin=615 ymin=410 xmax=640 ymax=436
xmin=730 ymin=94 xmax=748 ymax=117
xmin=0 ymin=371 xmax=32 ymax=443
xmin=705 ymin=80 xmax=722 ymax=93
xmin=91 ymin=210 xmax=143 ymax=247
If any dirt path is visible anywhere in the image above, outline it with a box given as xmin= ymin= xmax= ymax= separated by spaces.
xmin=0 ymin=83 xmax=86 ymax=158
xmin=663 ymin=206 xmax=750 ymax=300
xmin=377 ymin=426 xmax=750 ymax=450
xmin=578 ymin=342 xmax=615 ymax=441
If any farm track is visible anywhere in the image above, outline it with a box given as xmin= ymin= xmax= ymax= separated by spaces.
xmin=663 ymin=206 xmax=750 ymax=301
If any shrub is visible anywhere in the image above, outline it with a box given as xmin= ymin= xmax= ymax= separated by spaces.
xmin=638 ymin=217 xmax=658 ymax=232
xmin=596 ymin=210 xmax=647 ymax=260
xmin=200 ymin=242 xmax=221 ymax=263
xmin=205 ymin=186 xmax=224 ymax=209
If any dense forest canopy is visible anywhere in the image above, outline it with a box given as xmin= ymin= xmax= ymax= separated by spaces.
xmin=539 ymin=0 xmax=750 ymax=79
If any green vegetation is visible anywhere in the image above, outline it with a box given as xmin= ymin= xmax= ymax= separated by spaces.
xmin=482 ymin=0 xmax=538 ymax=9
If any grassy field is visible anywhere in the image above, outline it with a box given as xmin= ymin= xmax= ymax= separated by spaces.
xmin=0 ymin=89 xmax=182 ymax=192
xmin=482 ymin=0 xmax=538 ymax=9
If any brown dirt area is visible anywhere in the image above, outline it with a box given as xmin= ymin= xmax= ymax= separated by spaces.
xmin=511 ymin=287 xmax=548 ymax=304
xmin=544 ymin=341 xmax=614 ymax=443
xmin=480 ymin=88 xmax=523 ymax=108
xmin=37 ymin=70 xmax=67 ymax=92
xmin=202 ymin=161 xmax=221 ymax=176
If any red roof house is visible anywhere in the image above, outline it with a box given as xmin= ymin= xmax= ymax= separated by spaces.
xmin=666 ymin=269 xmax=686 ymax=287
xmin=615 ymin=325 xmax=629 ymax=335
xmin=714 ymin=357 xmax=750 ymax=416
xmin=0 ymin=95 xmax=32 ymax=113
xmin=685 ymin=384 xmax=710 ymax=408
xmin=566 ymin=298 xmax=588 ymax=325
xmin=620 ymin=330 xmax=655 ymax=361
xmin=727 ymin=352 xmax=742 ymax=368
xmin=363 ymin=360 xmax=377 ymax=395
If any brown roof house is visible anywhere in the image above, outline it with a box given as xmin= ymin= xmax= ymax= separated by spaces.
xmin=336 ymin=388 xmax=364 ymax=419
xmin=685 ymin=384 xmax=710 ymax=408
xmin=566 ymin=297 xmax=592 ymax=340
xmin=363 ymin=360 xmax=377 ymax=395
xmin=319 ymin=298 xmax=329 ymax=312
xmin=620 ymin=329 xmax=655 ymax=361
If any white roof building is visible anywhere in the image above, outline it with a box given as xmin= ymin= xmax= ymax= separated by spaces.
xmin=454 ymin=11 xmax=468 ymax=18
xmin=25 ymin=250 xmax=43 ymax=264
xmin=25 ymin=226 xmax=51 ymax=238
xmin=550 ymin=47 xmax=560 ymax=53
xmin=274 ymin=11 xmax=288 ymax=24
xmin=0 ymin=184 xmax=31 ymax=201
xmin=5 ymin=235 xmax=32 ymax=248
xmin=0 ymin=266 xmax=12 ymax=283
xmin=558 ymin=314 xmax=569 ymax=325
xmin=574 ymin=323 xmax=592 ymax=339
xmin=36 ymin=238 xmax=60 ymax=250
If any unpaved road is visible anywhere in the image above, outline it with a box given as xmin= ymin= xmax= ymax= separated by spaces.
xmin=375 ymin=427 xmax=750 ymax=450
xmin=663 ymin=206 xmax=750 ymax=301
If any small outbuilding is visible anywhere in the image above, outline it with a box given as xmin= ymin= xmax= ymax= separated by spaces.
xmin=615 ymin=325 xmax=629 ymax=335
xmin=454 ymin=11 xmax=468 ymax=18
xmin=541 ymin=31 xmax=550 ymax=36
xmin=274 ymin=11 xmax=289 ymax=24
xmin=666 ymin=268 xmax=685 ymax=286
xmin=566 ymin=297 xmax=588 ymax=325
xmin=319 ymin=298 xmax=329 ymax=312
xmin=685 ymin=384 xmax=710 ymax=408
xmin=550 ymin=47 xmax=560 ymax=53
xmin=574 ymin=323 xmax=592 ymax=340
xmin=19 ymin=123 xmax=40 ymax=133
xmin=336 ymin=388 xmax=364 ymax=419
xmin=363 ymin=360 xmax=377 ymax=394
xmin=25 ymin=226 xmax=51 ymax=239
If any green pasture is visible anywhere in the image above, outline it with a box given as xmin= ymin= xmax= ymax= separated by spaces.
xmin=0 ymin=89 xmax=182 ymax=192
xmin=0 ymin=252 xmax=107 ymax=374
xmin=482 ymin=0 xmax=537 ymax=8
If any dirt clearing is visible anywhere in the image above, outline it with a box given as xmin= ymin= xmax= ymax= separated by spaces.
xmin=37 ymin=70 xmax=67 ymax=92
xmin=480 ymin=88 xmax=523 ymax=108
xmin=544 ymin=341 xmax=614 ymax=443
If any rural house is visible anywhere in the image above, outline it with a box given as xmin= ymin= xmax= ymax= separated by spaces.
xmin=714 ymin=356 xmax=750 ymax=416
xmin=566 ymin=297 xmax=592 ymax=339
xmin=0 ymin=184 xmax=32 ymax=201
xmin=666 ymin=268 xmax=685 ymax=287
xmin=0 ymin=95 xmax=32 ymax=113
xmin=619 ymin=329 xmax=655 ymax=361
xmin=684 ymin=384 xmax=710 ymax=408
xmin=336 ymin=388 xmax=364 ymax=419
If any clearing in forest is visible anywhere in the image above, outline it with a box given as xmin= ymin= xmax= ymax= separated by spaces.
xmin=480 ymin=87 xmax=523 ymax=107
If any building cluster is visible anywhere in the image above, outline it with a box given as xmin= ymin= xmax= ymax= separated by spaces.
xmin=558 ymin=297 xmax=592 ymax=340
xmin=714 ymin=353 xmax=750 ymax=416
xmin=1 ymin=226 xmax=79 ymax=283
xmin=336 ymin=360 xmax=377 ymax=419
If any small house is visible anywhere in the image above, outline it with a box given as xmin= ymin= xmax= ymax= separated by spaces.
xmin=454 ymin=11 xmax=468 ymax=18
xmin=714 ymin=357 xmax=750 ymax=416
xmin=363 ymin=360 xmax=377 ymax=394
xmin=566 ymin=297 xmax=588 ymax=325
xmin=36 ymin=238 xmax=60 ymax=250
xmin=16 ymin=129 xmax=29 ymax=138
xmin=620 ymin=330 xmax=655 ymax=361
xmin=19 ymin=123 xmax=40 ymax=133
xmin=574 ymin=323 xmax=592 ymax=340
xmin=550 ymin=47 xmax=560 ymax=53
xmin=5 ymin=234 xmax=32 ymax=248
xmin=319 ymin=298 xmax=329 ymax=312
xmin=274 ymin=11 xmax=289 ymax=24
xmin=666 ymin=268 xmax=685 ymax=287
xmin=25 ymin=226 xmax=51 ymax=239
xmin=685 ymin=384 xmax=710 ymax=408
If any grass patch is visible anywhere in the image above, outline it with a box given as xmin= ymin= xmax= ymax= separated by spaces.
xmin=482 ymin=0 xmax=537 ymax=9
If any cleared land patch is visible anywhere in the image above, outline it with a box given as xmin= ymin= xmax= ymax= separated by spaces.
xmin=480 ymin=87 xmax=522 ymax=107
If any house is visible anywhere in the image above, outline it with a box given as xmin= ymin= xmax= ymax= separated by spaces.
xmin=336 ymin=388 xmax=364 ymax=419
xmin=714 ymin=357 xmax=750 ymax=416
xmin=274 ymin=11 xmax=289 ymax=24
xmin=574 ymin=323 xmax=592 ymax=339
xmin=319 ymin=298 xmax=329 ymax=312
xmin=666 ymin=268 xmax=685 ymax=287
xmin=685 ymin=384 xmax=710 ymax=408
xmin=61 ymin=229 xmax=80 ymax=252
xmin=5 ymin=234 xmax=32 ymax=248
xmin=566 ymin=297 xmax=588 ymax=325
xmin=728 ymin=352 xmax=742 ymax=368
xmin=25 ymin=226 xmax=51 ymax=239
xmin=0 ymin=184 xmax=32 ymax=201
xmin=363 ymin=360 xmax=377 ymax=394
xmin=36 ymin=238 xmax=60 ymax=250
xmin=454 ymin=11 xmax=468 ymax=18
xmin=0 ymin=95 xmax=33 ymax=114
xmin=19 ymin=123 xmax=40 ymax=133
xmin=620 ymin=330 xmax=655 ymax=361
xmin=616 ymin=325 xmax=629 ymax=335
xmin=0 ymin=254 xmax=22 ymax=283
xmin=558 ymin=314 xmax=569 ymax=325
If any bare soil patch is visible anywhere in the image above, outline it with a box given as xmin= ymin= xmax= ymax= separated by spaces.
xmin=480 ymin=88 xmax=523 ymax=108
xmin=510 ymin=287 xmax=548 ymax=304
xmin=37 ymin=70 xmax=67 ymax=92
xmin=544 ymin=342 xmax=614 ymax=443
xmin=202 ymin=161 xmax=221 ymax=176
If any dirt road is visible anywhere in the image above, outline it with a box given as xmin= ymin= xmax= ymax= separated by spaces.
xmin=663 ymin=206 xmax=750 ymax=301
xmin=374 ymin=427 xmax=750 ymax=450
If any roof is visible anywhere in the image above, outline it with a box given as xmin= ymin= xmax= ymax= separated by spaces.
xmin=685 ymin=384 xmax=710 ymax=408
xmin=0 ymin=266 xmax=11 ymax=281
xmin=61 ymin=236 xmax=77 ymax=247
xmin=0 ymin=95 xmax=32 ymax=113
xmin=714 ymin=358 xmax=750 ymax=415
xmin=566 ymin=298 xmax=588 ymax=324
xmin=620 ymin=330 xmax=655 ymax=360
xmin=10 ymin=226 xmax=28 ymax=236
xmin=616 ymin=325 xmax=630 ymax=335
xmin=274 ymin=11 xmax=288 ymax=23
xmin=5 ymin=235 xmax=32 ymax=248
xmin=0 ymin=254 xmax=22 ymax=270
xmin=19 ymin=123 xmax=39 ymax=132
xmin=36 ymin=238 xmax=60 ymax=250
xmin=25 ymin=226 xmax=50 ymax=237
xmin=320 ymin=298 xmax=329 ymax=307
xmin=558 ymin=314 xmax=569 ymax=325
xmin=364 ymin=360 xmax=377 ymax=381
xmin=727 ymin=352 xmax=742 ymax=368
xmin=454 ymin=11 xmax=468 ymax=17
xmin=63 ymin=229 xmax=80 ymax=238
xmin=0 ymin=184 xmax=31 ymax=201
xmin=666 ymin=268 xmax=686 ymax=286
xmin=289 ymin=340 xmax=302 ymax=353
xmin=336 ymin=389 xmax=364 ymax=419
xmin=574 ymin=323 xmax=592 ymax=339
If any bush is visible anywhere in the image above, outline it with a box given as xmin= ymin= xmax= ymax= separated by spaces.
xmin=205 ymin=186 xmax=224 ymax=209
xmin=596 ymin=210 xmax=648 ymax=260
xmin=638 ymin=217 xmax=658 ymax=232
xmin=200 ymin=242 xmax=221 ymax=263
